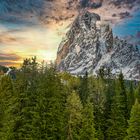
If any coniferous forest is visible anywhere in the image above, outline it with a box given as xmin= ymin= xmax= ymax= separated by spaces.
xmin=0 ymin=58 xmax=140 ymax=140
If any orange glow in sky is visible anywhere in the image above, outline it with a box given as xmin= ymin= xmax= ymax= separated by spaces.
xmin=0 ymin=21 xmax=68 ymax=67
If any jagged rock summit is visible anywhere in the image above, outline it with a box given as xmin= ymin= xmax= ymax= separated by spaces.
xmin=56 ymin=11 xmax=140 ymax=80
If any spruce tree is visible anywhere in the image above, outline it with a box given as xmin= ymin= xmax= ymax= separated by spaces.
xmin=135 ymin=82 xmax=140 ymax=103
xmin=127 ymin=81 xmax=135 ymax=117
xmin=80 ymin=99 xmax=98 ymax=140
xmin=106 ymin=72 xmax=128 ymax=140
xmin=66 ymin=91 xmax=83 ymax=140
xmin=79 ymin=72 xmax=88 ymax=105
xmin=104 ymin=71 xmax=115 ymax=139
xmin=117 ymin=72 xmax=128 ymax=120
xmin=59 ymin=72 xmax=80 ymax=92
xmin=0 ymin=76 xmax=14 ymax=139
xmin=88 ymin=75 xmax=105 ymax=140
xmin=11 ymin=58 xmax=39 ymax=139
xmin=33 ymin=66 xmax=67 ymax=140
xmin=95 ymin=68 xmax=107 ymax=140
xmin=125 ymin=99 xmax=140 ymax=140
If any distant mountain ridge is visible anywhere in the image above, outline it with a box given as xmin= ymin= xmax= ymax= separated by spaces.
xmin=56 ymin=11 xmax=140 ymax=80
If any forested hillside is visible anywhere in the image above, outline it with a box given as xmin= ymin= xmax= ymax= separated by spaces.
xmin=0 ymin=57 xmax=140 ymax=140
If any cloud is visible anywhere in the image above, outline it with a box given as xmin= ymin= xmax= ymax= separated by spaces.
xmin=0 ymin=29 xmax=41 ymax=47
xmin=0 ymin=53 xmax=22 ymax=67
xmin=0 ymin=0 xmax=45 ymax=16
xmin=0 ymin=33 xmax=23 ymax=45
xmin=0 ymin=61 xmax=20 ymax=66
xmin=0 ymin=53 xmax=21 ymax=61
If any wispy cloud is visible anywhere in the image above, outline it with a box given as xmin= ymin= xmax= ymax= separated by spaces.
xmin=0 ymin=53 xmax=21 ymax=61
xmin=0 ymin=34 xmax=20 ymax=45
xmin=0 ymin=61 xmax=20 ymax=67
xmin=0 ymin=30 xmax=34 ymax=45
xmin=0 ymin=53 xmax=22 ymax=66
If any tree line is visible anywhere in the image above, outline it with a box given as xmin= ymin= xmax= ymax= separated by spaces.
xmin=0 ymin=57 xmax=140 ymax=140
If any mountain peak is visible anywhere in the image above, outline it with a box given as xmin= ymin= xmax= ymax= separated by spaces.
xmin=74 ymin=10 xmax=101 ymax=29
xmin=56 ymin=11 xmax=140 ymax=80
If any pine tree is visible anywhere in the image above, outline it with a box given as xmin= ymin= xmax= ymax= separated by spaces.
xmin=104 ymin=68 xmax=114 ymax=119
xmin=80 ymin=99 xmax=98 ymax=140
xmin=117 ymin=72 xmax=128 ymax=119
xmin=125 ymin=99 xmax=140 ymax=140
xmin=11 ymin=58 xmax=39 ymax=139
xmin=11 ymin=60 xmax=67 ymax=139
xmin=1 ymin=57 xmax=140 ymax=140
xmin=127 ymin=81 xmax=135 ymax=117
xmin=0 ymin=76 xmax=14 ymax=139
xmin=66 ymin=91 xmax=83 ymax=140
xmin=106 ymin=72 xmax=128 ymax=140
xmin=79 ymin=71 xmax=89 ymax=105
xmin=33 ymin=66 xmax=67 ymax=139
xmin=135 ymin=82 xmax=140 ymax=103
xmin=104 ymin=71 xmax=115 ymax=139
xmin=59 ymin=72 xmax=80 ymax=92
xmin=88 ymin=75 xmax=105 ymax=140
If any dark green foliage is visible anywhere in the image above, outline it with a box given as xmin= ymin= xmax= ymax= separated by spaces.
xmin=0 ymin=58 xmax=140 ymax=140
xmin=11 ymin=57 xmax=39 ymax=139
xmin=34 ymin=67 xmax=67 ymax=140
xmin=66 ymin=91 xmax=83 ymax=140
xmin=86 ymin=76 xmax=105 ymax=139
xmin=80 ymin=99 xmax=97 ymax=140
xmin=12 ymin=58 xmax=67 ymax=139
xmin=135 ymin=82 xmax=140 ymax=103
xmin=104 ymin=78 xmax=115 ymax=139
xmin=106 ymin=73 xmax=128 ymax=140
xmin=93 ymin=70 xmax=106 ymax=140
xmin=0 ymin=76 xmax=14 ymax=139
xmin=127 ymin=81 xmax=135 ymax=118
xmin=125 ymin=99 xmax=140 ymax=140
xmin=117 ymin=73 xmax=128 ymax=120
xmin=79 ymin=72 xmax=89 ymax=105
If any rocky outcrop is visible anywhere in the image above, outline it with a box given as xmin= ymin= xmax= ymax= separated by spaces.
xmin=56 ymin=11 xmax=140 ymax=80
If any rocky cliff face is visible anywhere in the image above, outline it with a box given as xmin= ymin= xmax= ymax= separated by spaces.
xmin=56 ymin=11 xmax=140 ymax=80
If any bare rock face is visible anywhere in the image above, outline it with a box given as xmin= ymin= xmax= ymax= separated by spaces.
xmin=56 ymin=11 xmax=140 ymax=80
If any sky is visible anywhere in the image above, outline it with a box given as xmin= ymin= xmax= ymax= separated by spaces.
xmin=0 ymin=20 xmax=68 ymax=67
xmin=113 ymin=9 xmax=140 ymax=37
